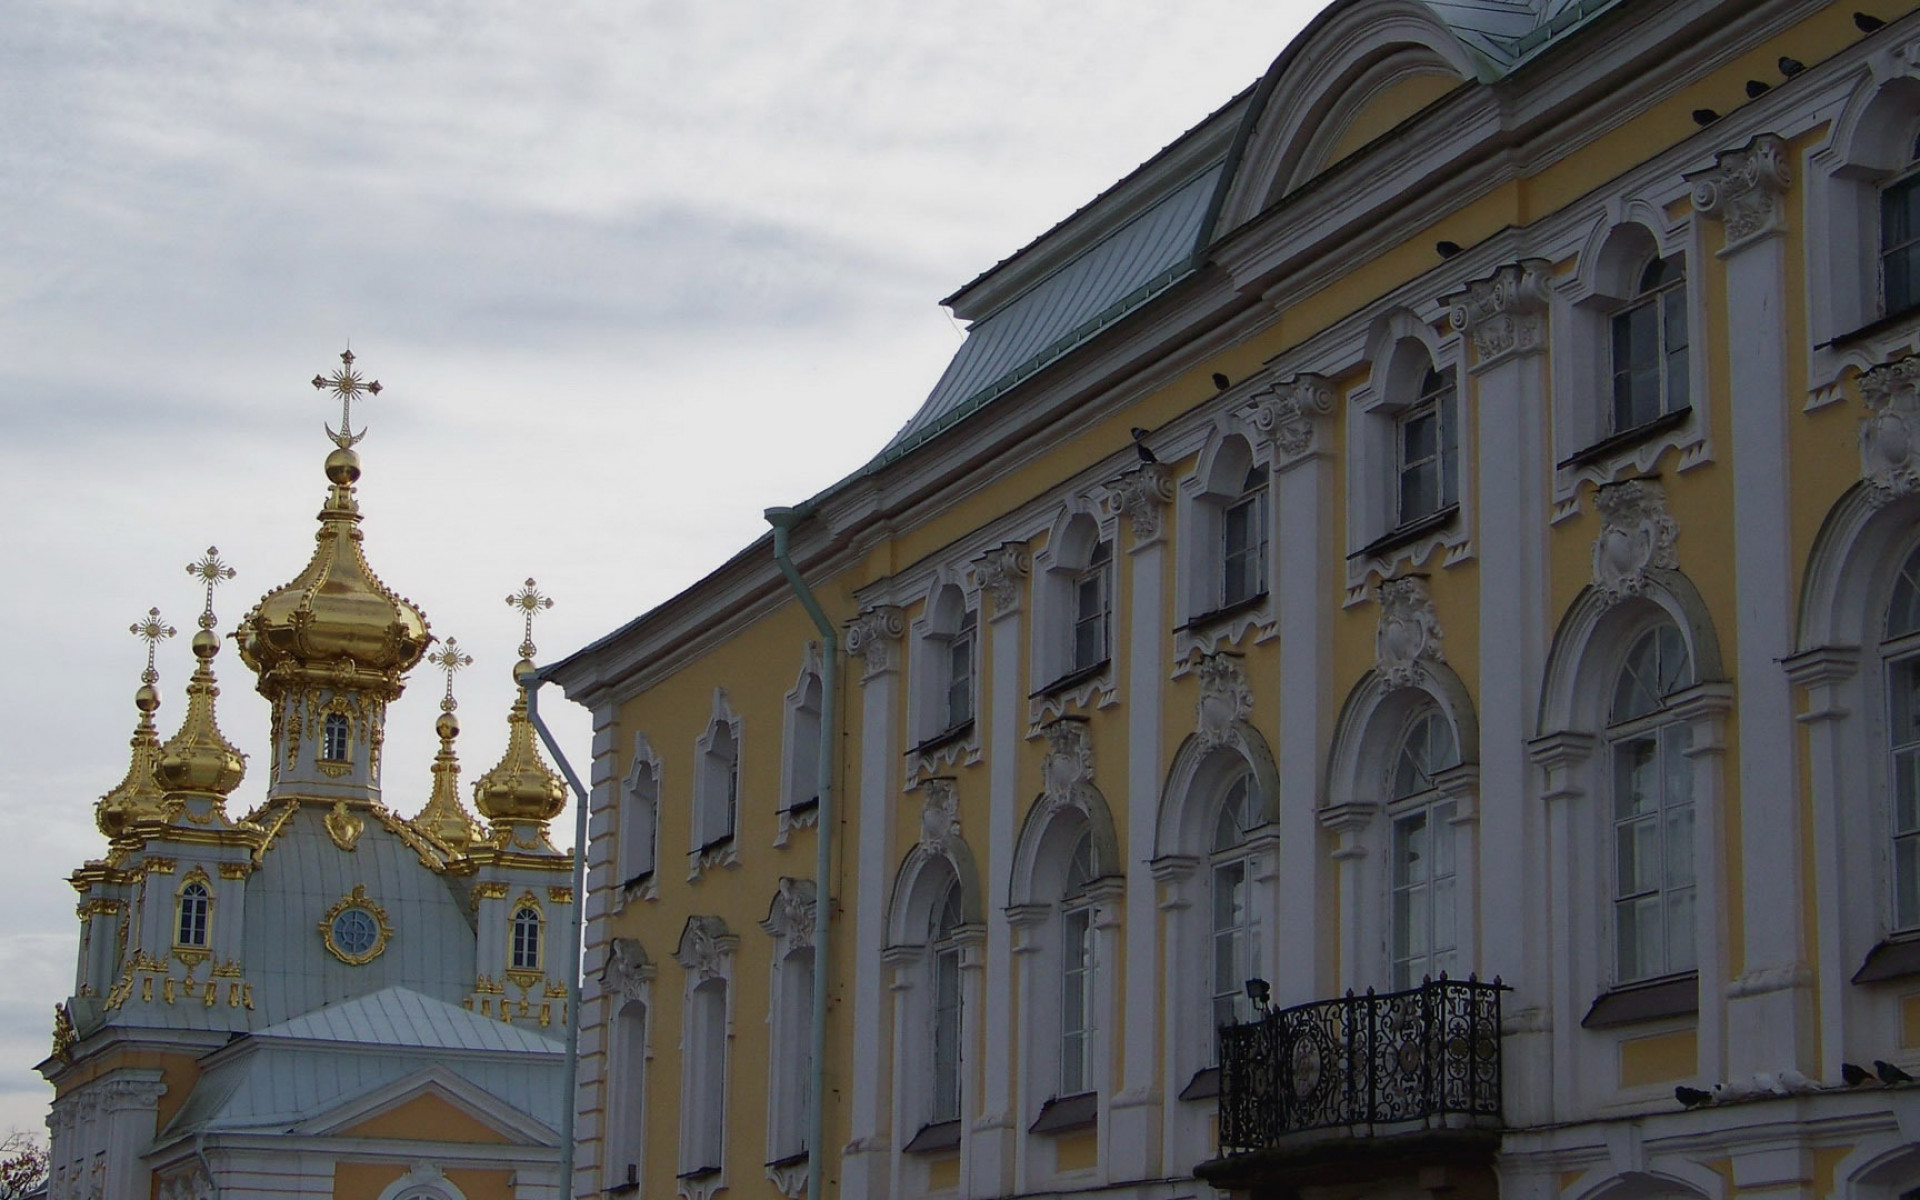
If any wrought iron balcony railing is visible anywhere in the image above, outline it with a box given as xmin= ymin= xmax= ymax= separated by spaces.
xmin=1216 ymin=976 xmax=1506 ymax=1154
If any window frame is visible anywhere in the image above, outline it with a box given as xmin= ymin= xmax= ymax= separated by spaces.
xmin=175 ymin=879 xmax=211 ymax=950
xmin=321 ymin=712 xmax=351 ymax=763
xmin=1608 ymin=254 xmax=1692 ymax=437
xmin=1386 ymin=709 xmax=1461 ymax=990
xmin=1882 ymin=141 xmax=1920 ymax=319
xmin=1393 ymin=368 xmax=1458 ymax=529
xmin=510 ymin=902 xmax=545 ymax=973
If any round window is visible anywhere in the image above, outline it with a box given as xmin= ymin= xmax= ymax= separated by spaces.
xmin=332 ymin=908 xmax=379 ymax=957
xmin=320 ymin=886 xmax=390 ymax=965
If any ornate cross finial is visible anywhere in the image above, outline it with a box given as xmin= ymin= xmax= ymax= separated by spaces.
xmin=506 ymin=578 xmax=554 ymax=661
xmin=427 ymin=637 xmax=474 ymax=713
xmin=130 ymin=607 xmax=176 ymax=684
xmin=185 ymin=548 xmax=237 ymax=630
xmin=311 ymin=347 xmax=382 ymax=449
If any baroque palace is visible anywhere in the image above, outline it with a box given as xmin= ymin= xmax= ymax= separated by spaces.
xmin=42 ymin=359 xmax=576 ymax=1199
xmin=546 ymin=2 xmax=1920 ymax=1200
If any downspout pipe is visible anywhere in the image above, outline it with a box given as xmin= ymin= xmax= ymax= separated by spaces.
xmin=766 ymin=504 xmax=837 ymax=1200
xmin=524 ymin=670 xmax=592 ymax=1199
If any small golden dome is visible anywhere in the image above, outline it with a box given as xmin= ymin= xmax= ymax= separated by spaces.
xmin=236 ymin=451 xmax=429 ymax=700
xmin=155 ymin=635 xmax=247 ymax=799
xmin=98 ymin=687 xmax=165 ymax=839
xmin=472 ymin=687 xmax=566 ymax=824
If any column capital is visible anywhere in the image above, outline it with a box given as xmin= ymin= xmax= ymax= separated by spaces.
xmin=1445 ymin=259 xmax=1553 ymax=367
xmin=844 ymin=605 xmax=906 ymax=682
xmin=1688 ymin=133 xmax=1791 ymax=253
xmin=1108 ymin=462 xmax=1175 ymax=547
xmin=1249 ymin=372 xmax=1338 ymax=467
xmin=970 ymin=541 xmax=1031 ymax=619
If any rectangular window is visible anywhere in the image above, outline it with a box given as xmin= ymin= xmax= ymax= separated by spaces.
xmin=1071 ymin=546 xmax=1110 ymax=672
xmin=1060 ymin=906 xmax=1094 ymax=1094
xmin=930 ymin=945 xmax=963 ymax=1123
xmin=1391 ymin=802 xmax=1457 ymax=990
xmin=1222 ymin=479 xmax=1268 ymax=608
xmin=1892 ymin=656 xmax=1920 ymax=931
xmin=1613 ymin=723 xmax=1695 ymax=983
xmin=1397 ymin=370 xmax=1457 ymax=526
xmin=1210 ymin=859 xmax=1257 ymax=1045
xmin=1884 ymin=174 xmax=1920 ymax=315
xmin=1610 ymin=263 xmax=1691 ymax=435
xmin=945 ymin=617 xmax=975 ymax=731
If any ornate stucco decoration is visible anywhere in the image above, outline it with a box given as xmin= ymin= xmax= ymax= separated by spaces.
xmin=760 ymin=876 xmax=817 ymax=950
xmin=972 ymin=542 xmax=1032 ymax=616
xmin=673 ymin=914 xmax=738 ymax=983
xmin=1195 ymin=652 xmax=1253 ymax=749
xmin=844 ymin=605 xmax=906 ymax=681
xmin=1109 ymin=461 xmax=1176 ymax=543
xmin=318 ymin=884 xmax=393 ymax=966
xmin=918 ymin=776 xmax=961 ymax=852
xmin=602 ymin=936 xmax=655 ymax=1003
xmin=324 ymin=799 xmax=365 ymax=851
xmin=1591 ymin=478 xmax=1679 ymax=603
xmin=1251 ymin=373 xmax=1337 ymax=463
xmin=1688 ymin=133 xmax=1791 ymax=252
xmin=1858 ymin=353 xmax=1920 ymax=504
xmin=1447 ymin=260 xmax=1552 ymax=365
xmin=1040 ymin=717 xmax=1094 ymax=810
xmin=1376 ymin=576 xmax=1444 ymax=688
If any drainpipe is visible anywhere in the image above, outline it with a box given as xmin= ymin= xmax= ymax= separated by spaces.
xmin=524 ymin=671 xmax=592 ymax=1199
xmin=765 ymin=504 xmax=837 ymax=1200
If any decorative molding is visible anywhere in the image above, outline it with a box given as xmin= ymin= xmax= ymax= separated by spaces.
xmin=766 ymin=1159 xmax=810 ymax=1199
xmin=1108 ymin=462 xmax=1176 ymax=544
xmin=603 ymin=936 xmax=657 ymax=1003
xmin=1195 ymin=652 xmax=1253 ymax=749
xmin=1040 ymin=717 xmax=1094 ymax=808
xmin=1688 ymin=133 xmax=1791 ymax=252
xmin=1249 ymin=372 xmax=1337 ymax=463
xmin=318 ymin=883 xmax=392 ymax=966
xmin=673 ymin=914 xmax=738 ymax=983
xmin=1591 ymin=478 xmax=1680 ymax=604
xmin=971 ymin=541 xmax=1031 ymax=615
xmin=1375 ymin=576 xmax=1444 ymax=688
xmin=1858 ymin=353 xmax=1920 ymax=505
xmin=844 ymin=605 xmax=906 ymax=680
xmin=1446 ymin=260 xmax=1552 ymax=365
xmin=760 ymin=876 xmax=817 ymax=950
xmin=324 ymin=799 xmax=365 ymax=851
xmin=918 ymin=776 xmax=961 ymax=853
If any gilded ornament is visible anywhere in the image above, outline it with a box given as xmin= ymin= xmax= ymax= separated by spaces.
xmin=318 ymin=884 xmax=393 ymax=966
xmin=475 ymin=584 xmax=567 ymax=827
xmin=311 ymin=346 xmax=381 ymax=449
xmin=99 ymin=608 xmax=176 ymax=838
xmin=413 ymin=637 xmax=482 ymax=854
xmin=155 ymin=552 xmax=247 ymax=801
xmin=324 ymin=800 xmax=366 ymax=851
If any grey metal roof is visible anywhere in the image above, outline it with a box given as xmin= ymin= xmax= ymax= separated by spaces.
xmin=258 ymin=986 xmax=562 ymax=1054
xmin=1425 ymin=0 xmax=1623 ymax=74
xmin=874 ymin=162 xmax=1224 ymax=466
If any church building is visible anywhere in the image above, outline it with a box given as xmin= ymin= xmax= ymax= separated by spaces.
xmin=41 ymin=356 xmax=574 ymax=1200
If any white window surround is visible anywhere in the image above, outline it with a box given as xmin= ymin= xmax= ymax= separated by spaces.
xmin=620 ymin=732 xmax=662 ymax=903
xmin=1321 ymin=661 xmax=1480 ymax=994
xmin=1344 ymin=309 xmax=1473 ymax=602
xmin=1807 ymin=69 xmax=1920 ymax=410
xmin=1550 ymin=209 xmax=1714 ymax=521
xmin=1532 ymin=569 xmax=1730 ymax=1103
xmin=1030 ymin=506 xmax=1123 ymax=727
xmin=601 ymin=936 xmax=656 ymax=1196
xmin=674 ymin=915 xmax=738 ymax=1200
xmin=1150 ymin=725 xmax=1281 ymax=1107
xmin=777 ymin=644 xmax=825 ymax=849
xmin=377 ymin=1163 xmax=468 ymax=1200
xmin=760 ymin=878 xmax=816 ymax=1197
xmin=906 ymin=575 xmax=982 ymax=777
xmin=1175 ymin=424 xmax=1278 ymax=663
xmin=690 ymin=690 xmax=741 ymax=878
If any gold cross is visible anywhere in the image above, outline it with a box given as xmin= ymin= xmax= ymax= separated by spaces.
xmin=427 ymin=637 xmax=474 ymax=712
xmin=311 ymin=348 xmax=383 ymax=448
xmin=505 ymin=578 xmax=554 ymax=662
xmin=185 ymin=547 xmax=237 ymax=630
xmin=129 ymin=607 xmax=176 ymax=685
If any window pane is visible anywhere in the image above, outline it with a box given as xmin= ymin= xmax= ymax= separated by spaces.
xmin=1892 ymin=659 xmax=1920 ymax=754
xmin=1439 ymin=384 xmax=1458 ymax=509
xmin=1889 ymin=550 xmax=1920 ymax=637
xmin=1615 ymin=737 xmax=1659 ymax=819
xmin=1400 ymin=459 xmax=1437 ymax=523
xmin=1617 ymin=895 xmax=1662 ymax=981
xmin=1394 ymin=813 xmax=1429 ymax=886
xmin=1896 ymin=830 xmax=1920 ymax=932
xmin=1897 ymin=747 xmax=1920 ymax=837
xmin=1666 ymin=885 xmax=1697 ymax=973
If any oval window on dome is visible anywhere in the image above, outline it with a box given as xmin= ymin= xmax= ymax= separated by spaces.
xmin=320 ymin=886 xmax=390 ymax=965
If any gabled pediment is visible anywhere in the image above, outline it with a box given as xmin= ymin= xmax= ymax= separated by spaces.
xmin=293 ymin=1064 xmax=558 ymax=1147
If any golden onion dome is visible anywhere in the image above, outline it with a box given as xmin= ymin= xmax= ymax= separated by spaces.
xmin=97 ymin=682 xmax=165 ymax=838
xmin=472 ymin=667 xmax=566 ymax=824
xmin=155 ymin=629 xmax=247 ymax=798
xmin=235 ymin=448 xmax=430 ymax=699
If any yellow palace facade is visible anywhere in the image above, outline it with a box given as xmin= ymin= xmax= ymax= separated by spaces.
xmin=547 ymin=2 xmax=1920 ymax=1200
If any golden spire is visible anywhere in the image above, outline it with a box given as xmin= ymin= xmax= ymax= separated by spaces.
xmin=235 ymin=350 xmax=429 ymax=701
xmin=156 ymin=549 xmax=247 ymax=800
xmin=474 ymin=580 xmax=565 ymax=829
xmin=414 ymin=637 xmax=480 ymax=854
xmin=97 ymin=608 xmax=175 ymax=838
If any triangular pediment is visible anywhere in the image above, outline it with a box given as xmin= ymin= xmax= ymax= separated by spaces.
xmin=294 ymin=1064 xmax=557 ymax=1146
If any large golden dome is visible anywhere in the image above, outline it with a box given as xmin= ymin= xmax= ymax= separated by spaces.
xmin=235 ymin=447 xmax=430 ymax=699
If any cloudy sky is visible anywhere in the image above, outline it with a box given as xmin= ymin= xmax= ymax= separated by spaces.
xmin=0 ymin=0 xmax=1323 ymax=1136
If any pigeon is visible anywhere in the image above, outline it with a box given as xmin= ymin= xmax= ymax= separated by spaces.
xmin=1841 ymin=1061 xmax=1874 ymax=1086
xmin=1212 ymin=373 xmax=1231 ymax=392
xmin=1856 ymin=12 xmax=1887 ymax=32
xmin=1436 ymin=240 xmax=1462 ymax=258
xmin=1674 ymin=1085 xmax=1713 ymax=1107
xmin=1777 ymin=1068 xmax=1814 ymax=1093
xmin=1747 ymin=80 xmax=1771 ymax=98
xmin=1779 ymin=56 xmax=1806 ymax=76
xmin=1130 ymin=428 xmax=1159 ymax=464
xmin=1874 ymin=1059 xmax=1914 ymax=1085
xmin=1693 ymin=108 xmax=1721 ymax=126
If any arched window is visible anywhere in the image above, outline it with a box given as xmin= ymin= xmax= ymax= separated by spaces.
xmin=698 ymin=720 xmax=739 ymax=851
xmin=1885 ymin=545 xmax=1920 ymax=930
xmin=1610 ymin=255 xmax=1690 ymax=434
xmin=1389 ymin=709 xmax=1461 ymax=989
xmin=1884 ymin=134 xmax=1920 ymax=316
xmin=929 ymin=879 xmax=965 ymax=1126
xmin=608 ymin=996 xmax=649 ymax=1188
xmin=1209 ymin=770 xmax=1263 ymax=1036
xmin=176 ymin=881 xmax=210 ymax=949
xmin=1396 ymin=366 xmax=1458 ymax=526
xmin=1058 ymin=830 xmax=1096 ymax=1096
xmin=786 ymin=674 xmax=823 ymax=815
xmin=916 ymin=584 xmax=977 ymax=745
xmin=1608 ymin=623 xmax=1697 ymax=984
xmin=322 ymin=713 xmax=350 ymax=762
xmin=511 ymin=905 xmax=543 ymax=972
xmin=684 ymin=978 xmax=729 ymax=1174
xmin=1037 ymin=511 xmax=1117 ymax=692
xmin=620 ymin=757 xmax=659 ymax=889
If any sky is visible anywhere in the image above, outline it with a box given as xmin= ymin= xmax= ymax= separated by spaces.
xmin=0 ymin=0 xmax=1324 ymax=1139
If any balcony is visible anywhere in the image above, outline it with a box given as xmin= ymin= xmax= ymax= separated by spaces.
xmin=1200 ymin=977 xmax=1506 ymax=1192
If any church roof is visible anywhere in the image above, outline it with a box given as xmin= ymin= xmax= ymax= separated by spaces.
xmin=256 ymin=986 xmax=562 ymax=1055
